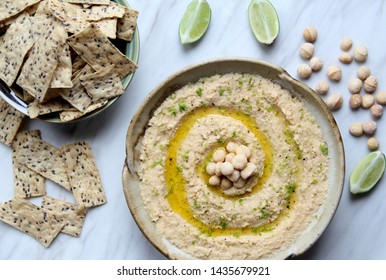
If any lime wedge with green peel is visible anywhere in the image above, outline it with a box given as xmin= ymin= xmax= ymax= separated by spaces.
xmin=248 ymin=0 xmax=280 ymax=45
xmin=350 ymin=151 xmax=386 ymax=194
xmin=179 ymin=0 xmax=211 ymax=45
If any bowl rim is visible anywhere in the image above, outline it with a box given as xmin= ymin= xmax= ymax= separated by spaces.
xmin=123 ymin=57 xmax=345 ymax=260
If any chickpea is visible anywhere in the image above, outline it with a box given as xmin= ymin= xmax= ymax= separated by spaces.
xmin=353 ymin=45 xmax=368 ymax=62
xmin=364 ymin=76 xmax=378 ymax=93
xmin=326 ymin=93 xmax=343 ymax=110
xmin=362 ymin=120 xmax=377 ymax=135
xmin=300 ymin=43 xmax=314 ymax=59
xmin=370 ymin=104 xmax=383 ymax=119
xmin=231 ymin=154 xmax=248 ymax=170
xmin=303 ymin=27 xmax=318 ymax=42
xmin=376 ymin=91 xmax=386 ymax=105
xmin=349 ymin=94 xmax=362 ymax=109
xmin=327 ymin=65 xmax=342 ymax=82
xmin=227 ymin=170 xmax=240 ymax=183
xmin=215 ymin=162 xmax=222 ymax=176
xmin=236 ymin=145 xmax=251 ymax=159
xmin=225 ymin=152 xmax=235 ymax=163
xmin=368 ymin=137 xmax=380 ymax=151
xmin=348 ymin=78 xmax=363 ymax=94
xmin=213 ymin=148 xmax=226 ymax=163
xmin=220 ymin=178 xmax=233 ymax=190
xmin=226 ymin=141 xmax=238 ymax=153
xmin=205 ymin=162 xmax=216 ymax=176
xmin=340 ymin=38 xmax=353 ymax=51
xmin=234 ymin=178 xmax=246 ymax=189
xmin=240 ymin=163 xmax=257 ymax=180
xmin=361 ymin=94 xmax=375 ymax=109
xmin=339 ymin=52 xmax=353 ymax=64
xmin=309 ymin=57 xmax=323 ymax=71
xmin=208 ymin=175 xmax=221 ymax=186
xmin=220 ymin=162 xmax=234 ymax=176
xmin=315 ymin=81 xmax=329 ymax=95
xmin=349 ymin=123 xmax=363 ymax=137
xmin=357 ymin=65 xmax=371 ymax=80
xmin=297 ymin=64 xmax=312 ymax=79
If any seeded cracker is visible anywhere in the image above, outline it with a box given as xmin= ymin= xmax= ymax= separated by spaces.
xmin=0 ymin=98 xmax=25 ymax=146
xmin=63 ymin=0 xmax=110 ymax=5
xmin=72 ymin=56 xmax=87 ymax=74
xmin=49 ymin=0 xmax=90 ymax=34
xmin=0 ymin=198 xmax=65 ymax=247
xmin=59 ymin=65 xmax=93 ymax=112
xmin=0 ymin=13 xmax=35 ymax=87
xmin=15 ymin=136 xmax=71 ymax=191
xmin=85 ymin=2 xmax=125 ymax=21
xmin=59 ymin=100 xmax=108 ymax=122
xmin=28 ymin=99 xmax=73 ymax=119
xmin=117 ymin=7 xmax=139 ymax=42
xmin=50 ymin=44 xmax=73 ymax=89
xmin=80 ymin=64 xmax=124 ymax=101
xmin=62 ymin=142 xmax=106 ymax=208
xmin=16 ymin=2 xmax=67 ymax=101
xmin=41 ymin=196 xmax=87 ymax=237
xmin=0 ymin=0 xmax=42 ymax=22
xmin=93 ymin=18 xmax=117 ymax=39
xmin=67 ymin=24 xmax=137 ymax=79
xmin=12 ymin=130 xmax=46 ymax=198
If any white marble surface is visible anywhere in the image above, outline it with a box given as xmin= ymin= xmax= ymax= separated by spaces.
xmin=1 ymin=0 xmax=386 ymax=259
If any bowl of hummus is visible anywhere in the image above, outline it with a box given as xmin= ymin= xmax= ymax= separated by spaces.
xmin=123 ymin=58 xmax=345 ymax=259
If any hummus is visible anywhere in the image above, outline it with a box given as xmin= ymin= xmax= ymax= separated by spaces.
xmin=137 ymin=73 xmax=329 ymax=259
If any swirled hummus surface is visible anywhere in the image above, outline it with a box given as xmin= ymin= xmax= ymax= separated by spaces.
xmin=137 ymin=73 xmax=329 ymax=259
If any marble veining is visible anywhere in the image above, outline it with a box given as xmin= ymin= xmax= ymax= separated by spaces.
xmin=1 ymin=0 xmax=386 ymax=259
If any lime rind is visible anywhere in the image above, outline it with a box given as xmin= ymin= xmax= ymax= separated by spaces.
xmin=248 ymin=0 xmax=280 ymax=45
xmin=350 ymin=151 xmax=386 ymax=194
xmin=179 ymin=0 xmax=211 ymax=45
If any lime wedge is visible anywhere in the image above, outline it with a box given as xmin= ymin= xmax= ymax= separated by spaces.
xmin=350 ymin=151 xmax=386 ymax=194
xmin=179 ymin=0 xmax=211 ymax=45
xmin=248 ymin=0 xmax=280 ymax=45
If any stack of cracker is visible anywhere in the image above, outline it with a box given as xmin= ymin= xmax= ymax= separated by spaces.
xmin=0 ymin=102 xmax=108 ymax=247
xmin=0 ymin=0 xmax=138 ymax=122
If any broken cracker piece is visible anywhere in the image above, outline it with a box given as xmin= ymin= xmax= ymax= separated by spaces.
xmin=117 ymin=7 xmax=138 ymax=42
xmin=0 ymin=98 xmax=25 ymax=146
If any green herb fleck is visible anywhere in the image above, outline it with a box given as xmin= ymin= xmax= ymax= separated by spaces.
xmin=219 ymin=217 xmax=228 ymax=230
xmin=196 ymin=87 xmax=203 ymax=97
xmin=171 ymin=93 xmax=177 ymax=99
xmin=260 ymin=208 xmax=272 ymax=219
xmin=150 ymin=160 xmax=163 ymax=168
xmin=232 ymin=131 xmax=237 ymax=138
xmin=176 ymin=166 xmax=183 ymax=173
xmin=320 ymin=143 xmax=328 ymax=156
xmin=168 ymin=106 xmax=177 ymax=116
xmin=219 ymin=88 xmax=225 ymax=96
xmin=217 ymin=137 xmax=225 ymax=144
xmin=179 ymin=100 xmax=187 ymax=112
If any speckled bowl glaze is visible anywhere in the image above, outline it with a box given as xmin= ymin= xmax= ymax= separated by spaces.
xmin=122 ymin=58 xmax=345 ymax=260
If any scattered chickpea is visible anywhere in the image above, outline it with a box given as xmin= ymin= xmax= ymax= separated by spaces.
xmin=236 ymin=145 xmax=251 ymax=159
xmin=326 ymin=93 xmax=343 ymax=110
xmin=339 ymin=52 xmax=353 ymax=64
xmin=225 ymin=152 xmax=235 ymax=163
xmin=220 ymin=178 xmax=233 ymax=190
xmin=240 ymin=163 xmax=257 ymax=180
xmin=234 ymin=178 xmax=246 ymax=189
xmin=375 ymin=91 xmax=386 ymax=105
xmin=209 ymin=175 xmax=221 ymax=186
xmin=370 ymin=104 xmax=383 ymax=119
xmin=357 ymin=65 xmax=371 ymax=80
xmin=215 ymin=162 xmax=222 ymax=176
xmin=353 ymin=45 xmax=368 ymax=62
xmin=362 ymin=94 xmax=375 ymax=109
xmin=362 ymin=120 xmax=377 ymax=135
xmin=297 ymin=64 xmax=312 ymax=79
xmin=315 ymin=81 xmax=329 ymax=95
xmin=220 ymin=162 xmax=234 ymax=176
xmin=349 ymin=123 xmax=363 ymax=137
xmin=300 ymin=43 xmax=314 ymax=59
xmin=213 ymin=148 xmax=226 ymax=162
xmin=226 ymin=142 xmax=238 ymax=153
xmin=364 ymin=76 xmax=378 ymax=93
xmin=348 ymin=78 xmax=362 ymax=94
xmin=349 ymin=94 xmax=362 ymax=109
xmin=340 ymin=38 xmax=353 ymax=51
xmin=367 ymin=137 xmax=380 ymax=151
xmin=309 ymin=57 xmax=323 ymax=71
xmin=327 ymin=65 xmax=342 ymax=82
xmin=227 ymin=170 xmax=240 ymax=183
xmin=303 ymin=27 xmax=318 ymax=42
xmin=206 ymin=162 xmax=216 ymax=176
xmin=231 ymin=154 xmax=248 ymax=170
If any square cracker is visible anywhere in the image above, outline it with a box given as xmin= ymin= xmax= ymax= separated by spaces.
xmin=94 ymin=18 xmax=117 ymax=39
xmin=62 ymin=142 xmax=106 ymax=208
xmin=85 ymin=2 xmax=125 ymax=21
xmin=28 ymin=98 xmax=73 ymax=119
xmin=59 ymin=65 xmax=93 ymax=112
xmin=50 ymin=44 xmax=73 ymax=89
xmin=0 ymin=0 xmax=42 ymax=22
xmin=59 ymin=100 xmax=108 ymax=122
xmin=41 ymin=196 xmax=87 ymax=237
xmin=0 ymin=98 xmax=25 ymax=146
xmin=15 ymin=135 xmax=71 ymax=191
xmin=80 ymin=64 xmax=124 ymax=101
xmin=0 ymin=198 xmax=65 ymax=247
xmin=0 ymin=13 xmax=35 ymax=87
xmin=117 ymin=8 xmax=139 ymax=42
xmin=49 ymin=0 xmax=90 ymax=34
xmin=12 ymin=130 xmax=46 ymax=198
xmin=16 ymin=2 xmax=67 ymax=101
xmin=63 ymin=0 xmax=110 ymax=4
xmin=67 ymin=24 xmax=137 ymax=79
